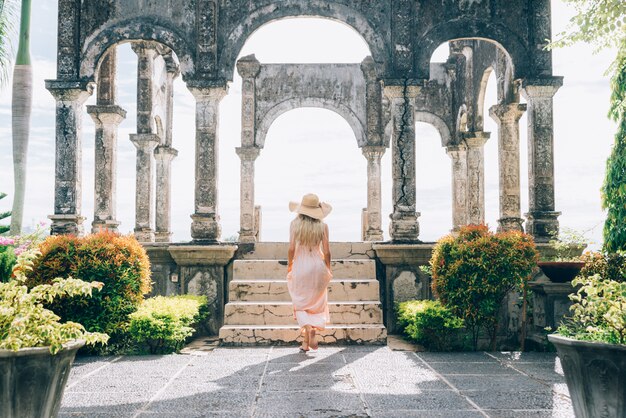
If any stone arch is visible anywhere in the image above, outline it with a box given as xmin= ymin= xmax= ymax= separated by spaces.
xmin=80 ymin=18 xmax=195 ymax=82
xmin=218 ymin=2 xmax=387 ymax=79
xmin=256 ymin=98 xmax=366 ymax=148
xmin=414 ymin=111 xmax=453 ymax=147
xmin=415 ymin=21 xmax=528 ymax=80
xmin=476 ymin=66 xmax=494 ymax=131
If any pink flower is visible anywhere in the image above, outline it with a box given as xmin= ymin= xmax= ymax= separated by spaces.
xmin=0 ymin=237 xmax=15 ymax=246
xmin=14 ymin=243 xmax=29 ymax=256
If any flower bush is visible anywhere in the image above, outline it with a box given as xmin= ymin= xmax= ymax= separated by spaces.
xmin=396 ymin=300 xmax=464 ymax=351
xmin=25 ymin=231 xmax=151 ymax=351
xmin=557 ymin=274 xmax=626 ymax=345
xmin=579 ymin=251 xmax=626 ymax=283
xmin=430 ymin=225 xmax=538 ymax=350
xmin=0 ymin=223 xmax=48 ymax=283
xmin=129 ymin=295 xmax=209 ymax=354
xmin=0 ymin=249 xmax=108 ymax=354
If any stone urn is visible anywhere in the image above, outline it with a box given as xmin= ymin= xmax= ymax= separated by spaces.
xmin=0 ymin=339 xmax=85 ymax=418
xmin=548 ymin=334 xmax=626 ymax=418
xmin=537 ymin=261 xmax=585 ymax=283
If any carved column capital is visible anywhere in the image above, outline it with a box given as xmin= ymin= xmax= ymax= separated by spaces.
xmin=46 ymin=80 xmax=94 ymax=103
xmin=360 ymin=56 xmax=381 ymax=80
xmin=463 ymin=132 xmax=490 ymax=148
xmin=236 ymin=54 xmax=261 ymax=79
xmin=235 ymin=146 xmax=261 ymax=162
xmin=130 ymin=133 xmax=160 ymax=152
xmin=489 ymin=103 xmax=527 ymax=125
xmin=361 ymin=145 xmax=386 ymax=161
xmin=87 ymin=105 xmax=127 ymax=127
xmin=382 ymin=83 xmax=421 ymax=100
xmin=154 ymin=145 xmax=179 ymax=162
xmin=187 ymin=84 xmax=228 ymax=101
xmin=131 ymin=41 xmax=159 ymax=57
xmin=520 ymin=77 xmax=563 ymax=100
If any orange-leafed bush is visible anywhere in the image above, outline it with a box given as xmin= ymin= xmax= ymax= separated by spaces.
xmin=26 ymin=231 xmax=151 ymax=345
xmin=430 ymin=225 xmax=538 ymax=350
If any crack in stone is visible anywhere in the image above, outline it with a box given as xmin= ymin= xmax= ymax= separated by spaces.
xmin=396 ymin=76 xmax=411 ymax=208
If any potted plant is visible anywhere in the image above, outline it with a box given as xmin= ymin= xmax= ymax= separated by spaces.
xmin=548 ymin=273 xmax=625 ymax=418
xmin=0 ymin=249 xmax=108 ymax=418
xmin=537 ymin=228 xmax=588 ymax=283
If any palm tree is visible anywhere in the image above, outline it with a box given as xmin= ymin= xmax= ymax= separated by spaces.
xmin=10 ymin=0 xmax=32 ymax=234
xmin=0 ymin=0 xmax=17 ymax=89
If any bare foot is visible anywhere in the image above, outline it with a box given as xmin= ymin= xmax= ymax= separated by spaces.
xmin=309 ymin=328 xmax=318 ymax=350
xmin=300 ymin=326 xmax=310 ymax=352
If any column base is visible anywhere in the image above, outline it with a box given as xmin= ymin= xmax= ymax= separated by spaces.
xmin=154 ymin=231 xmax=173 ymax=243
xmin=91 ymin=219 xmax=120 ymax=234
xmin=191 ymin=213 xmax=221 ymax=242
xmin=49 ymin=214 xmax=85 ymax=236
xmin=525 ymin=211 xmax=561 ymax=242
xmin=497 ymin=217 xmax=525 ymax=233
xmin=134 ymin=227 xmax=155 ymax=243
xmin=389 ymin=212 xmax=420 ymax=242
xmin=238 ymin=230 xmax=257 ymax=243
xmin=364 ymin=229 xmax=384 ymax=242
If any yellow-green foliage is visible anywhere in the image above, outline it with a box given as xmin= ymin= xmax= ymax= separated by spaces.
xmin=25 ymin=231 xmax=151 ymax=344
xmin=431 ymin=225 xmax=538 ymax=350
xmin=580 ymin=251 xmax=626 ymax=283
xmin=396 ymin=300 xmax=464 ymax=351
xmin=129 ymin=295 xmax=209 ymax=354
xmin=0 ymin=249 xmax=108 ymax=354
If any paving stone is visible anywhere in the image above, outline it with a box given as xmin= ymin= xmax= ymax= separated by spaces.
xmin=489 ymin=352 xmax=560 ymax=363
xmin=461 ymin=390 xmax=565 ymax=410
xmin=266 ymin=362 xmax=351 ymax=376
xmin=66 ymin=375 xmax=170 ymax=393
xmin=372 ymin=411 xmax=484 ymax=418
xmin=482 ymin=409 xmax=575 ymax=418
xmin=416 ymin=352 xmax=495 ymax=363
xmin=444 ymin=375 xmax=546 ymax=391
xmin=61 ymin=392 xmax=147 ymax=415
xmin=505 ymin=362 xmax=565 ymax=383
xmin=255 ymin=391 xmax=365 ymax=413
xmin=261 ymin=373 xmax=357 ymax=392
xmin=147 ymin=391 xmax=256 ymax=413
xmin=425 ymin=361 xmax=517 ymax=376
xmin=253 ymin=411 xmax=369 ymax=418
xmin=364 ymin=391 xmax=473 ymax=411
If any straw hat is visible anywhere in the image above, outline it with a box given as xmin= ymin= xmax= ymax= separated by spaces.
xmin=289 ymin=193 xmax=332 ymax=220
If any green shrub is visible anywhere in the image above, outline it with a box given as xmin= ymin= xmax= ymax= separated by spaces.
xmin=0 ymin=241 xmax=16 ymax=282
xmin=25 ymin=231 xmax=151 ymax=350
xmin=579 ymin=251 xmax=626 ymax=283
xmin=396 ymin=300 xmax=464 ymax=351
xmin=129 ymin=295 xmax=209 ymax=354
xmin=431 ymin=225 xmax=538 ymax=350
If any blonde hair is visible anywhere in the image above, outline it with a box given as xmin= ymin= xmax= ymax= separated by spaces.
xmin=292 ymin=214 xmax=325 ymax=247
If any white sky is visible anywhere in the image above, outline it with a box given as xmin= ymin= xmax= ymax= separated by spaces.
xmin=0 ymin=1 xmax=617 ymax=248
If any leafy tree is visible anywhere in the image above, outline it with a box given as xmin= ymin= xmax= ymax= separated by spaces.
xmin=0 ymin=192 xmax=10 ymax=234
xmin=551 ymin=1 xmax=626 ymax=252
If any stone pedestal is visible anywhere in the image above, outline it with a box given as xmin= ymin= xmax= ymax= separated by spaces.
xmin=362 ymin=146 xmax=386 ymax=241
xmin=464 ymin=132 xmax=490 ymax=225
xmin=490 ymin=103 xmax=526 ymax=232
xmin=87 ymin=105 xmax=126 ymax=233
xmin=521 ymin=78 xmax=563 ymax=241
xmin=528 ymin=280 xmax=574 ymax=335
xmin=384 ymin=84 xmax=420 ymax=241
xmin=144 ymin=244 xmax=179 ymax=297
xmin=446 ymin=144 xmax=468 ymax=231
xmin=188 ymin=85 xmax=228 ymax=242
xmin=130 ymin=133 xmax=159 ymax=242
xmin=154 ymin=145 xmax=178 ymax=242
xmin=45 ymin=80 xmax=94 ymax=235
xmin=236 ymin=147 xmax=261 ymax=243
xmin=168 ymin=245 xmax=238 ymax=334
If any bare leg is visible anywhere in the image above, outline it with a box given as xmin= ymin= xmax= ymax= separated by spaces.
xmin=300 ymin=326 xmax=310 ymax=351
xmin=309 ymin=327 xmax=318 ymax=350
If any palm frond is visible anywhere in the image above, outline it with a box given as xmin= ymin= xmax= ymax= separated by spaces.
xmin=0 ymin=0 xmax=18 ymax=89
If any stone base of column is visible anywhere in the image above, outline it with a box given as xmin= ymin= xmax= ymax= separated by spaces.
xmin=238 ymin=230 xmax=256 ymax=243
xmin=525 ymin=211 xmax=561 ymax=242
xmin=49 ymin=214 xmax=85 ymax=236
xmin=154 ymin=231 xmax=173 ymax=243
xmin=365 ymin=229 xmax=384 ymax=242
xmin=91 ymin=219 xmax=120 ymax=234
xmin=191 ymin=213 xmax=221 ymax=242
xmin=389 ymin=212 xmax=420 ymax=242
xmin=134 ymin=227 xmax=155 ymax=243
xmin=497 ymin=217 xmax=525 ymax=233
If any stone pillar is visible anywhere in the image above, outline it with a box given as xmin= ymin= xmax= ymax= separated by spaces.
xmin=464 ymin=132 xmax=490 ymax=225
xmin=131 ymin=42 xmax=157 ymax=134
xmin=384 ymin=84 xmax=420 ymax=241
xmin=154 ymin=146 xmax=178 ymax=242
xmin=361 ymin=57 xmax=383 ymax=146
xmin=490 ymin=103 xmax=526 ymax=232
xmin=130 ymin=134 xmax=159 ymax=242
xmin=521 ymin=78 xmax=563 ymax=241
xmin=87 ymin=106 xmax=126 ymax=233
xmin=45 ymin=80 xmax=94 ymax=235
xmin=236 ymin=146 xmax=261 ymax=243
xmin=237 ymin=55 xmax=261 ymax=148
xmin=187 ymin=84 xmax=228 ymax=242
xmin=362 ymin=146 xmax=386 ymax=241
xmin=446 ymin=144 xmax=468 ymax=231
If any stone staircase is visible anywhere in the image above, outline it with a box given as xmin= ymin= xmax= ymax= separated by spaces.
xmin=219 ymin=258 xmax=387 ymax=345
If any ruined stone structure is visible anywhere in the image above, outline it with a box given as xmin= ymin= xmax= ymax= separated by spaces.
xmin=48 ymin=0 xmax=563 ymax=344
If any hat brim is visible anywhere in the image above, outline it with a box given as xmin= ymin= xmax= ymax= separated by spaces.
xmin=289 ymin=201 xmax=332 ymax=220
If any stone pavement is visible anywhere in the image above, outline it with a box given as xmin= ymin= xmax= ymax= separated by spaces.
xmin=60 ymin=346 xmax=574 ymax=418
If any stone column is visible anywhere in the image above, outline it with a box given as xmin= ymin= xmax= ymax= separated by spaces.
xmin=384 ymin=84 xmax=420 ymax=241
xmin=446 ymin=144 xmax=468 ymax=231
xmin=131 ymin=42 xmax=157 ymax=134
xmin=362 ymin=146 xmax=386 ymax=241
xmin=490 ymin=103 xmax=526 ymax=232
xmin=521 ymin=78 xmax=563 ymax=241
xmin=236 ymin=146 xmax=261 ymax=243
xmin=45 ymin=80 xmax=93 ymax=235
xmin=464 ymin=132 xmax=490 ymax=225
xmin=361 ymin=57 xmax=383 ymax=146
xmin=187 ymin=84 xmax=228 ymax=242
xmin=130 ymin=134 xmax=159 ymax=242
xmin=154 ymin=146 xmax=178 ymax=242
xmin=87 ymin=106 xmax=126 ymax=233
xmin=237 ymin=55 xmax=261 ymax=148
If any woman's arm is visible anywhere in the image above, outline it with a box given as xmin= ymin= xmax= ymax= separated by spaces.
xmin=322 ymin=223 xmax=331 ymax=270
xmin=288 ymin=221 xmax=295 ymax=272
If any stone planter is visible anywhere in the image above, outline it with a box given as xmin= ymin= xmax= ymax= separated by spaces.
xmin=537 ymin=261 xmax=585 ymax=283
xmin=548 ymin=334 xmax=626 ymax=418
xmin=0 ymin=339 xmax=85 ymax=418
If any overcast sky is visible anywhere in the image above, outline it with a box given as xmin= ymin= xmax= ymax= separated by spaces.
xmin=0 ymin=1 xmax=617 ymax=248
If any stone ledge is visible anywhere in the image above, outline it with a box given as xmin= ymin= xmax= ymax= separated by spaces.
xmin=168 ymin=244 xmax=238 ymax=266
xmin=372 ymin=243 xmax=435 ymax=265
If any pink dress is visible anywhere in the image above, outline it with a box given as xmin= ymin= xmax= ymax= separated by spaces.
xmin=286 ymin=225 xmax=333 ymax=330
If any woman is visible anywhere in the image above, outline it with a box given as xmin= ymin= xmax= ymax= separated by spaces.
xmin=287 ymin=193 xmax=332 ymax=352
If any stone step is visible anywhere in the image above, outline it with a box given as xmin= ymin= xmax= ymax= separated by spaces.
xmin=223 ymin=301 xmax=383 ymax=326
xmin=237 ymin=242 xmax=376 ymax=260
xmin=232 ymin=259 xmax=376 ymax=280
xmin=219 ymin=324 xmax=387 ymax=346
xmin=228 ymin=279 xmax=379 ymax=302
